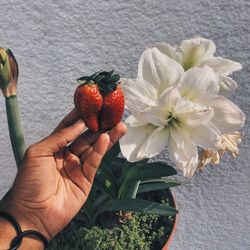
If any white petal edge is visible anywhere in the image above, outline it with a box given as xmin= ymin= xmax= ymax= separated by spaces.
xmin=153 ymin=42 xmax=180 ymax=61
xmin=174 ymin=98 xmax=214 ymax=126
xmin=136 ymin=86 xmax=182 ymax=127
xmin=186 ymin=122 xmax=222 ymax=151
xmin=176 ymin=37 xmax=216 ymax=70
xmin=209 ymin=96 xmax=245 ymax=134
xmin=124 ymin=115 xmax=147 ymax=127
xmin=121 ymin=78 xmax=158 ymax=112
xmin=120 ymin=122 xmax=156 ymax=162
xmin=201 ymin=57 xmax=242 ymax=76
xmin=168 ymin=128 xmax=198 ymax=177
xmin=179 ymin=66 xmax=220 ymax=102
xmin=219 ymin=76 xmax=238 ymax=97
xmin=138 ymin=126 xmax=169 ymax=159
xmin=137 ymin=47 xmax=184 ymax=92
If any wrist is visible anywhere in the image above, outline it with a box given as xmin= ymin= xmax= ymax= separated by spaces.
xmin=0 ymin=216 xmax=17 ymax=249
xmin=0 ymin=215 xmax=44 ymax=250
xmin=2 ymin=198 xmax=51 ymax=238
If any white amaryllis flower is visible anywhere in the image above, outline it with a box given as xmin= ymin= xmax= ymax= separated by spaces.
xmin=178 ymin=66 xmax=245 ymax=136
xmin=120 ymin=85 xmax=222 ymax=177
xmin=154 ymin=37 xmax=242 ymax=96
xmin=120 ymin=47 xmax=245 ymax=176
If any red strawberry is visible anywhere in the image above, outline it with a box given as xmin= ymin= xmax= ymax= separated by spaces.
xmin=74 ymin=83 xmax=103 ymax=132
xmin=74 ymin=70 xmax=124 ymax=132
xmin=101 ymin=85 xmax=124 ymax=130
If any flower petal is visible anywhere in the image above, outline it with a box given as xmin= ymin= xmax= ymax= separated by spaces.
xmin=168 ymin=128 xmax=198 ymax=177
xmin=201 ymin=57 xmax=242 ymax=76
xmin=219 ymin=76 xmax=238 ymax=97
xmin=177 ymin=37 xmax=216 ymax=70
xmin=136 ymin=108 xmax=166 ymax=127
xmin=158 ymin=86 xmax=182 ymax=113
xmin=141 ymin=86 xmax=182 ymax=126
xmin=125 ymin=115 xmax=147 ymax=127
xmin=174 ymin=99 xmax=214 ymax=126
xmin=179 ymin=66 xmax=220 ymax=102
xmin=137 ymin=47 xmax=184 ymax=92
xmin=186 ymin=123 xmax=222 ymax=150
xmin=138 ymin=126 xmax=169 ymax=159
xmin=198 ymin=149 xmax=221 ymax=170
xmin=221 ymin=131 xmax=242 ymax=157
xmin=121 ymin=78 xmax=158 ymax=112
xmin=209 ymin=96 xmax=245 ymax=134
xmin=120 ymin=121 xmax=156 ymax=162
xmin=153 ymin=42 xmax=179 ymax=61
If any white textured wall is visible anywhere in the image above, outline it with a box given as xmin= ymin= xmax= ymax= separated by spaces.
xmin=0 ymin=0 xmax=249 ymax=249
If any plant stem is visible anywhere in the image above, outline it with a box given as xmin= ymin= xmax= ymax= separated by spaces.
xmin=5 ymin=95 xmax=26 ymax=168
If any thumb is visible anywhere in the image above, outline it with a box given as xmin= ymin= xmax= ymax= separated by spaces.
xmin=38 ymin=120 xmax=86 ymax=155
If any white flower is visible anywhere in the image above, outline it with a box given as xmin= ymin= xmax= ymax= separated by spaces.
xmin=154 ymin=37 xmax=242 ymax=96
xmin=120 ymin=47 xmax=245 ymax=177
xmin=120 ymin=86 xmax=221 ymax=177
xmin=178 ymin=66 xmax=245 ymax=135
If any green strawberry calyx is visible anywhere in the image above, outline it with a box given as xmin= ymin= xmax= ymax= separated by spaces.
xmin=77 ymin=70 xmax=120 ymax=95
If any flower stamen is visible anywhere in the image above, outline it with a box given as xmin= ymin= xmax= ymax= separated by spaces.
xmin=166 ymin=112 xmax=179 ymax=128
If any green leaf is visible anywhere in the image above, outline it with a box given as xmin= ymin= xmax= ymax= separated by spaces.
xmin=123 ymin=181 xmax=140 ymax=198
xmin=137 ymin=181 xmax=180 ymax=194
xmin=102 ymin=142 xmax=121 ymax=163
xmin=108 ymin=157 xmax=126 ymax=172
xmin=118 ymin=163 xmax=177 ymax=198
xmin=93 ymin=178 xmax=115 ymax=198
xmin=93 ymin=193 xmax=109 ymax=208
xmin=78 ymin=197 xmax=94 ymax=222
xmin=99 ymin=162 xmax=118 ymax=193
xmin=75 ymin=212 xmax=90 ymax=223
xmin=99 ymin=70 xmax=114 ymax=76
xmin=141 ymin=178 xmax=180 ymax=184
xmin=117 ymin=160 xmax=137 ymax=186
xmin=103 ymin=74 xmax=120 ymax=83
xmin=134 ymin=158 xmax=149 ymax=166
xmin=93 ymin=198 xmax=177 ymax=222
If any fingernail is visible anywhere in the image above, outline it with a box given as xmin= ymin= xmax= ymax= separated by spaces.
xmin=102 ymin=133 xmax=110 ymax=140
xmin=74 ymin=119 xmax=85 ymax=127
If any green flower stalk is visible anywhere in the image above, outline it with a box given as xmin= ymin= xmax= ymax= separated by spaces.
xmin=0 ymin=48 xmax=26 ymax=168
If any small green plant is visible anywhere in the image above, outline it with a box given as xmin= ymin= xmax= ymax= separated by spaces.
xmin=47 ymin=191 xmax=175 ymax=250
xmin=76 ymin=142 xmax=180 ymax=226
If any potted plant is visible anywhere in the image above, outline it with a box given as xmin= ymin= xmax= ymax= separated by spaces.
xmin=0 ymin=37 xmax=245 ymax=249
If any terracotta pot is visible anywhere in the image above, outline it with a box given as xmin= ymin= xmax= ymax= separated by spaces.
xmin=162 ymin=190 xmax=177 ymax=250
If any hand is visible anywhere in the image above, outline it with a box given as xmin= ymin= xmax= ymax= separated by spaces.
xmin=1 ymin=109 xmax=127 ymax=242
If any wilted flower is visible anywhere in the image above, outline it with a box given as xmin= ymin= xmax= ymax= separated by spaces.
xmin=0 ymin=48 xmax=19 ymax=97
xmin=154 ymin=38 xmax=242 ymax=96
xmin=120 ymin=46 xmax=245 ymax=177
xmin=198 ymin=131 xmax=242 ymax=170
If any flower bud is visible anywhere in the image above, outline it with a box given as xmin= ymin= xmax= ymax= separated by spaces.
xmin=0 ymin=48 xmax=19 ymax=97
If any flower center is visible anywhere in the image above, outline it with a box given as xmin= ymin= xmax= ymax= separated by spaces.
xmin=166 ymin=112 xmax=179 ymax=128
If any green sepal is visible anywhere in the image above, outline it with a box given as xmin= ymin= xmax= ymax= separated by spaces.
xmin=0 ymin=51 xmax=11 ymax=89
xmin=76 ymin=70 xmax=120 ymax=95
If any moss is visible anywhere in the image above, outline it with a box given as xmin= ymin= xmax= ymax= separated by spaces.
xmin=47 ymin=212 xmax=174 ymax=250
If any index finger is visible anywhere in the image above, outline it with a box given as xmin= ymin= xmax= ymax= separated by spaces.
xmin=52 ymin=108 xmax=81 ymax=134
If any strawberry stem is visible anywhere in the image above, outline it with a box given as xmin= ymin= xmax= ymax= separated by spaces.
xmin=77 ymin=70 xmax=120 ymax=95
